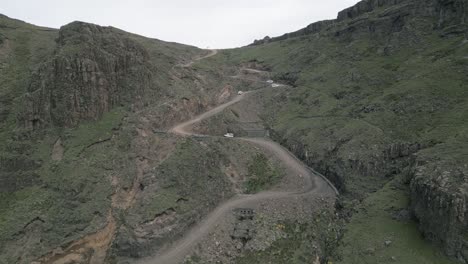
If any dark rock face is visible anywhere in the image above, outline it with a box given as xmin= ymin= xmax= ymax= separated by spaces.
xmin=251 ymin=20 xmax=334 ymax=45
xmin=337 ymin=0 xmax=408 ymax=21
xmin=334 ymin=0 xmax=468 ymax=41
xmin=435 ymin=0 xmax=468 ymax=28
xmin=251 ymin=0 xmax=468 ymax=46
xmin=0 ymin=156 xmax=41 ymax=192
xmin=410 ymin=159 xmax=468 ymax=262
xmin=271 ymin=126 xmax=422 ymax=196
xmin=18 ymin=22 xmax=154 ymax=129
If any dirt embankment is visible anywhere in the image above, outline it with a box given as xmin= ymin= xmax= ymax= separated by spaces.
xmin=34 ymin=156 xmax=148 ymax=264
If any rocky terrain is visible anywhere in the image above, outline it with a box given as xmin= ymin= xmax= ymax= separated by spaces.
xmin=227 ymin=0 xmax=468 ymax=262
xmin=0 ymin=0 xmax=467 ymax=263
xmin=0 ymin=14 xmax=257 ymax=264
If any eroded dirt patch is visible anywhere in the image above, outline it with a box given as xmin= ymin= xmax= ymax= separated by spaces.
xmin=35 ymin=211 xmax=116 ymax=264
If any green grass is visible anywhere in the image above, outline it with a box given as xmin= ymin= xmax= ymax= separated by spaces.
xmin=245 ymin=153 xmax=281 ymax=194
xmin=216 ymin=12 xmax=468 ymax=263
xmin=235 ymin=210 xmax=340 ymax=264
xmin=1 ymin=8 xmax=467 ymax=263
xmin=140 ymin=188 xmax=182 ymax=222
xmin=221 ymin=21 xmax=468 ymax=196
xmin=0 ymin=14 xmax=224 ymax=262
xmin=130 ymin=138 xmax=234 ymax=224
xmin=334 ymin=176 xmax=457 ymax=264
xmin=62 ymin=108 xmax=125 ymax=154
xmin=0 ymin=107 xmax=127 ymax=261
xmin=0 ymin=16 xmax=57 ymax=153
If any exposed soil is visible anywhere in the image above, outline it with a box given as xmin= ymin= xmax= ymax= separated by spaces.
xmin=34 ymin=211 xmax=116 ymax=264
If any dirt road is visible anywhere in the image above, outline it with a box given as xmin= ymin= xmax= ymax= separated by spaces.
xmin=179 ymin=49 xmax=218 ymax=67
xmin=242 ymin=68 xmax=270 ymax=74
xmin=170 ymin=92 xmax=248 ymax=136
xmin=137 ymin=89 xmax=338 ymax=264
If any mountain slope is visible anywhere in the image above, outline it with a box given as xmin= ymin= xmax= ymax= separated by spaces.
xmin=1 ymin=0 xmax=467 ymax=263
xmin=0 ymin=15 xmax=242 ymax=264
xmin=201 ymin=0 xmax=468 ymax=262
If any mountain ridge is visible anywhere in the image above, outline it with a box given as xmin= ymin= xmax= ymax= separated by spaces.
xmin=252 ymin=0 xmax=467 ymax=45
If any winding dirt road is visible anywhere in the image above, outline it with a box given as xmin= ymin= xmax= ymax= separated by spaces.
xmin=179 ymin=49 xmax=218 ymax=67
xmin=242 ymin=68 xmax=270 ymax=74
xmin=137 ymin=50 xmax=338 ymax=264
xmin=140 ymin=99 xmax=337 ymax=264
xmin=170 ymin=92 xmax=247 ymax=137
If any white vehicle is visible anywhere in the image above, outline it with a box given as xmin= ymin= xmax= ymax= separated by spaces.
xmin=238 ymin=91 xmax=244 ymax=95
xmin=224 ymin=133 xmax=234 ymax=138
xmin=267 ymin=80 xmax=274 ymax=84
xmin=272 ymin=83 xmax=282 ymax=88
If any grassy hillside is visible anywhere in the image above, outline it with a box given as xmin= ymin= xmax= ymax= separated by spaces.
xmin=0 ymin=14 xmax=243 ymax=263
xmin=1 ymin=0 xmax=467 ymax=263
xmin=194 ymin=0 xmax=467 ymax=262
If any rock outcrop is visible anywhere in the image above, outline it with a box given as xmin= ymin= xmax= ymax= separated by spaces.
xmin=272 ymin=128 xmax=422 ymax=196
xmin=251 ymin=0 xmax=468 ymax=45
xmin=251 ymin=20 xmax=334 ymax=46
xmin=337 ymin=0 xmax=407 ymax=21
xmin=0 ymin=156 xmax=41 ymax=193
xmin=18 ymin=21 xmax=154 ymax=129
xmin=410 ymin=152 xmax=468 ymax=262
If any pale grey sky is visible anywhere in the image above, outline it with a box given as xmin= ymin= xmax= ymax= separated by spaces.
xmin=0 ymin=0 xmax=359 ymax=48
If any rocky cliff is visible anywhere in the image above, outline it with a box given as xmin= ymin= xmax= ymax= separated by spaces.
xmin=252 ymin=0 xmax=468 ymax=45
xmin=17 ymin=22 xmax=155 ymax=129
xmin=273 ymin=132 xmax=423 ymax=196
xmin=337 ymin=0 xmax=467 ymax=27
xmin=0 ymin=15 xmax=234 ymax=263
xmin=410 ymin=146 xmax=468 ymax=262
xmin=251 ymin=20 xmax=334 ymax=46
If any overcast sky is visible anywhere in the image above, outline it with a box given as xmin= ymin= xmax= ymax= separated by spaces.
xmin=1 ymin=0 xmax=359 ymax=49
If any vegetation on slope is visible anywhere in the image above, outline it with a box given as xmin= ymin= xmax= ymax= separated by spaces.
xmin=1 ymin=0 xmax=467 ymax=263
xmin=245 ymin=153 xmax=281 ymax=194
xmin=335 ymin=175 xmax=456 ymax=264
xmin=194 ymin=0 xmax=468 ymax=262
xmin=0 ymin=14 xmax=236 ymax=263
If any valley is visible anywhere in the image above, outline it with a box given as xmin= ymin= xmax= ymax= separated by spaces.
xmin=0 ymin=0 xmax=467 ymax=263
